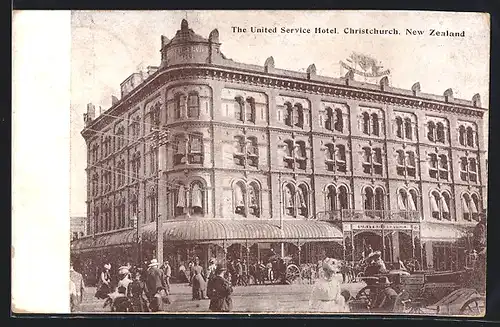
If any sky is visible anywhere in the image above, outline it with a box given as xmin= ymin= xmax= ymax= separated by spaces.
xmin=70 ymin=10 xmax=490 ymax=216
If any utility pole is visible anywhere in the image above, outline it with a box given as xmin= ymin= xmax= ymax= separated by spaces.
xmin=155 ymin=127 xmax=169 ymax=264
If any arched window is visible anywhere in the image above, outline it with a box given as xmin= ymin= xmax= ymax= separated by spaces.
xmin=371 ymin=113 xmax=380 ymax=136
xmin=234 ymin=96 xmax=244 ymax=122
xmin=234 ymin=181 xmax=246 ymax=216
xmin=430 ymin=191 xmax=441 ymax=219
xmin=294 ymin=104 xmax=304 ymax=128
xmin=326 ymin=185 xmax=336 ymax=211
xmin=245 ymin=97 xmax=256 ymax=123
xmin=466 ymin=127 xmax=475 ymax=147
xmin=362 ymin=112 xmax=370 ymax=135
xmin=395 ymin=117 xmax=403 ymax=138
xmin=471 ymin=194 xmax=481 ymax=221
xmin=460 ymin=157 xmax=468 ymax=181
xmin=404 ymin=118 xmax=412 ymax=139
xmin=284 ymin=183 xmax=295 ymax=216
xmin=284 ymin=103 xmax=293 ymax=126
xmin=325 ymin=108 xmax=334 ymax=131
xmin=248 ymin=182 xmax=260 ymax=217
xmin=459 ymin=125 xmax=466 ymax=146
xmin=462 ymin=193 xmax=472 ymax=221
xmin=295 ymin=141 xmax=307 ymax=170
xmin=297 ymin=184 xmax=309 ymax=217
xmin=247 ymin=136 xmax=259 ymax=167
xmin=427 ymin=121 xmax=436 ymax=142
xmin=408 ymin=189 xmax=418 ymax=211
xmin=338 ymin=185 xmax=349 ymax=210
xmin=187 ymin=92 xmax=200 ymax=118
xmin=373 ymin=148 xmax=383 ymax=175
xmin=174 ymin=184 xmax=187 ymax=217
xmin=436 ymin=122 xmax=445 ymax=143
xmin=364 ymin=187 xmax=374 ymax=211
xmin=325 ymin=144 xmax=335 ymax=161
xmin=398 ymin=189 xmax=408 ymax=211
xmin=334 ymin=108 xmax=343 ymax=132
xmin=375 ymin=187 xmax=385 ymax=211
xmin=190 ymin=181 xmax=204 ymax=215
xmin=442 ymin=192 xmax=451 ymax=220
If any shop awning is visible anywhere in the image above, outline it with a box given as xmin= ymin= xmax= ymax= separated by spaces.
xmin=420 ymin=222 xmax=473 ymax=242
xmin=71 ymin=219 xmax=343 ymax=253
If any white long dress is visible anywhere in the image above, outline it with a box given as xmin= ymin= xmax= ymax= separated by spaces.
xmin=309 ymin=277 xmax=349 ymax=313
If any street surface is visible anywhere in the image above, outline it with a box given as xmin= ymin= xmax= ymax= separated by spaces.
xmin=77 ymin=278 xmax=366 ymax=313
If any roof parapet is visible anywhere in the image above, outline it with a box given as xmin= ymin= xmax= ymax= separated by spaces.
xmin=379 ymin=76 xmax=389 ymax=91
xmin=444 ymin=88 xmax=454 ymax=102
xmin=411 ymin=82 xmax=421 ymax=96
xmin=472 ymin=93 xmax=481 ymax=108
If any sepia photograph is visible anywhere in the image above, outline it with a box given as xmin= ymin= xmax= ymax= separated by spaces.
xmin=67 ymin=10 xmax=489 ymax=315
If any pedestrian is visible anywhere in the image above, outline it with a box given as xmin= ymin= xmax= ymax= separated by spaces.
xmin=235 ymin=259 xmax=244 ymax=286
xmin=371 ymin=276 xmax=398 ymax=312
xmin=188 ymin=261 xmax=194 ymax=286
xmin=150 ymin=287 xmax=170 ymax=312
xmin=178 ymin=261 xmax=188 ymax=283
xmin=206 ymin=264 xmax=233 ymax=312
xmin=117 ymin=266 xmax=132 ymax=295
xmin=207 ymin=258 xmax=217 ymax=280
xmin=70 ymin=263 xmax=85 ymax=312
xmin=127 ymin=271 xmax=150 ymax=312
xmin=95 ymin=263 xmax=112 ymax=300
xmin=309 ymin=258 xmax=348 ymax=312
xmin=145 ymin=259 xmax=167 ymax=305
xmin=161 ymin=260 xmax=172 ymax=293
xmin=191 ymin=257 xmax=207 ymax=300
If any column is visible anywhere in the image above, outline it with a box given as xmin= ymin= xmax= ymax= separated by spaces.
xmin=424 ymin=242 xmax=433 ymax=270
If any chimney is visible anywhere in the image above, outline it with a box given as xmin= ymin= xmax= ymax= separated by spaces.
xmin=84 ymin=103 xmax=95 ymax=126
xmin=411 ymin=82 xmax=421 ymax=96
xmin=264 ymin=56 xmax=275 ymax=73
xmin=444 ymin=88 xmax=454 ymax=102
xmin=472 ymin=93 xmax=481 ymax=108
xmin=306 ymin=64 xmax=316 ymax=80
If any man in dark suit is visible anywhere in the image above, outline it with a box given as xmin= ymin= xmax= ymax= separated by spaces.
xmin=145 ymin=259 xmax=166 ymax=305
xmin=207 ymin=265 xmax=233 ymax=312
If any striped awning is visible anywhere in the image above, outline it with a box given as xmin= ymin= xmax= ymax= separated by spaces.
xmin=70 ymin=219 xmax=343 ymax=253
xmin=420 ymin=222 xmax=473 ymax=242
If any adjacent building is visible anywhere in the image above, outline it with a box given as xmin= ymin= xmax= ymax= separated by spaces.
xmin=71 ymin=20 xmax=487 ymax=278
xmin=70 ymin=216 xmax=87 ymax=241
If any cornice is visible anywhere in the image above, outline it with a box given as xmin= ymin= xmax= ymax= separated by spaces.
xmin=82 ymin=65 xmax=487 ymax=139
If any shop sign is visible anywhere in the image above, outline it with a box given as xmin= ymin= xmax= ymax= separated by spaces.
xmin=384 ymin=223 xmax=412 ymax=230
xmin=351 ymin=223 xmax=383 ymax=230
xmin=350 ymin=223 xmax=420 ymax=231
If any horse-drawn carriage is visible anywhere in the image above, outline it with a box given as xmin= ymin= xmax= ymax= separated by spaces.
xmin=350 ymin=254 xmax=486 ymax=315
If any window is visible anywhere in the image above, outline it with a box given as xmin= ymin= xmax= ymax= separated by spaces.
xmin=131 ymin=152 xmax=141 ymax=179
xmin=284 ymin=184 xmax=295 ymax=216
xmin=466 ymin=127 xmax=475 ymax=147
xmin=187 ymin=92 xmax=200 ymax=118
xmin=438 ymin=155 xmax=449 ymax=180
xmin=284 ymin=103 xmax=293 ymax=126
xmin=115 ymin=199 xmax=126 ymax=229
xmin=188 ymin=134 xmax=203 ymax=164
xmin=397 ymin=189 xmax=418 ymax=212
xmin=116 ymin=160 xmax=125 ymax=186
xmin=428 ymin=154 xmax=438 ymax=179
xmin=174 ymin=93 xmax=182 ymax=119
xmin=395 ymin=117 xmax=403 ymax=138
xmin=233 ymin=181 xmax=261 ymax=218
xmin=361 ymin=111 xmax=383 ymax=136
xmin=427 ymin=120 xmax=447 ymax=143
xmin=92 ymin=173 xmax=99 ymax=196
xmin=130 ymin=190 xmax=138 ymax=226
xmin=173 ymin=133 xmax=203 ymax=165
xmin=174 ymin=184 xmax=187 ymax=217
xmin=150 ymin=102 xmax=161 ymax=130
xmin=245 ymin=98 xmax=256 ymax=123
xmin=404 ymin=118 xmax=412 ymax=140
xmin=363 ymin=187 xmax=385 ymax=219
xmin=233 ymin=136 xmax=259 ymax=168
xmin=130 ymin=116 xmax=141 ymax=139
xmin=430 ymin=191 xmax=451 ymax=220
xmin=283 ymin=183 xmax=309 ymax=218
xmin=396 ymin=150 xmax=416 ymax=177
xmin=459 ymin=125 xmax=466 ymax=146
xmin=362 ymin=112 xmax=370 ymax=134
xmin=150 ymin=146 xmax=158 ymax=175
xmin=115 ymin=125 xmax=125 ymax=150
xmin=283 ymin=140 xmax=307 ymax=170
xmin=297 ymin=184 xmax=309 ymax=217
xmin=362 ymin=147 xmax=383 ymax=175
xmin=326 ymin=185 xmax=349 ymax=212
xmin=234 ymin=97 xmax=244 ymax=121
xmin=371 ymin=113 xmax=380 ymax=136
xmin=459 ymin=157 xmax=478 ymax=183
xmin=190 ymin=181 xmax=204 ymax=215
xmin=334 ymin=108 xmax=343 ymax=132
xmin=325 ymin=108 xmax=334 ymax=131
xmin=174 ymin=135 xmax=187 ymax=165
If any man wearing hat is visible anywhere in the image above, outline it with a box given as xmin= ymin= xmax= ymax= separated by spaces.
xmin=161 ymin=260 xmax=172 ymax=293
xmin=117 ymin=265 xmax=132 ymax=295
xmin=206 ymin=264 xmax=233 ymax=312
xmin=372 ymin=276 xmax=398 ymax=312
xmin=145 ymin=259 xmax=167 ymax=303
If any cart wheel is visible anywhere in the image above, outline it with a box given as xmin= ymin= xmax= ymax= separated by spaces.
xmin=355 ymin=285 xmax=377 ymax=307
xmin=286 ymin=264 xmax=301 ymax=284
xmin=459 ymin=296 xmax=485 ymax=315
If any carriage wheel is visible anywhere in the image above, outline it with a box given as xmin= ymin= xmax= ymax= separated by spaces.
xmin=286 ymin=264 xmax=301 ymax=284
xmin=459 ymin=296 xmax=486 ymax=315
xmin=355 ymin=285 xmax=377 ymax=307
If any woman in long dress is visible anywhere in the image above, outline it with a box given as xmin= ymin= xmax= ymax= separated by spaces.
xmin=127 ymin=271 xmax=150 ymax=312
xmin=309 ymin=258 xmax=349 ymax=313
xmin=191 ymin=258 xmax=207 ymax=300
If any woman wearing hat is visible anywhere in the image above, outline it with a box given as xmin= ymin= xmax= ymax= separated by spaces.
xmin=191 ymin=257 xmax=207 ymax=300
xmin=206 ymin=264 xmax=233 ymax=312
xmin=127 ymin=271 xmax=150 ymax=312
xmin=117 ymin=266 xmax=132 ymax=295
xmin=309 ymin=258 xmax=349 ymax=312
xmin=95 ymin=263 xmax=112 ymax=299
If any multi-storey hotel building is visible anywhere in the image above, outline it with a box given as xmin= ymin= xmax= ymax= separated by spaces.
xmin=71 ymin=20 xmax=487 ymax=280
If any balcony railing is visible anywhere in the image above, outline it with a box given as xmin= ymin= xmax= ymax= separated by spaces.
xmin=316 ymin=210 xmax=420 ymax=222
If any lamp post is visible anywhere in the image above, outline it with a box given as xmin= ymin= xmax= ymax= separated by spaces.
xmin=155 ymin=127 xmax=169 ymax=265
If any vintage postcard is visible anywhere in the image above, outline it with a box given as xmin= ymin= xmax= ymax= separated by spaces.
xmin=66 ymin=10 xmax=489 ymax=315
